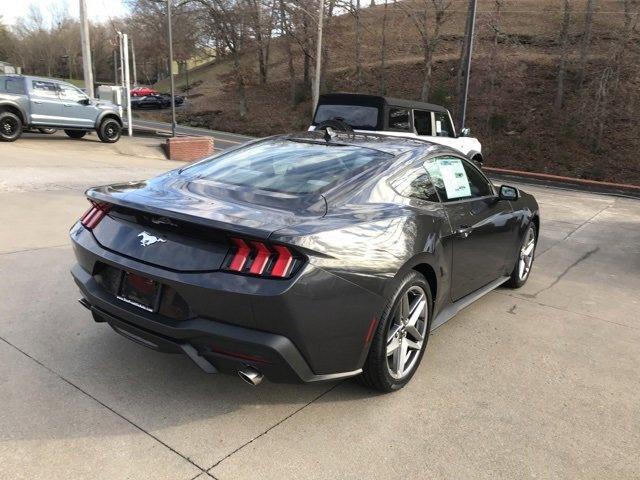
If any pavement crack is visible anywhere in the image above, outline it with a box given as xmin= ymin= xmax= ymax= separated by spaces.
xmin=0 ymin=244 xmax=69 ymax=256
xmin=526 ymin=247 xmax=599 ymax=298
xmin=207 ymin=381 xmax=343 ymax=473
xmin=0 ymin=334 xmax=213 ymax=477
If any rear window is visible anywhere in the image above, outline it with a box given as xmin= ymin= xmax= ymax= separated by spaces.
xmin=314 ymin=104 xmax=379 ymax=129
xmin=0 ymin=76 xmax=25 ymax=94
xmin=184 ymin=139 xmax=392 ymax=194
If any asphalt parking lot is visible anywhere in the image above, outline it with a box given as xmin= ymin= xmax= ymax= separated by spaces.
xmin=1 ymin=133 xmax=639 ymax=480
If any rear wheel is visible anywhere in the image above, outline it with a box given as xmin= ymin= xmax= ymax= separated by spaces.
xmin=506 ymin=222 xmax=537 ymax=288
xmin=0 ymin=111 xmax=22 ymax=142
xmin=65 ymin=130 xmax=87 ymax=139
xmin=97 ymin=118 xmax=121 ymax=143
xmin=361 ymin=271 xmax=432 ymax=392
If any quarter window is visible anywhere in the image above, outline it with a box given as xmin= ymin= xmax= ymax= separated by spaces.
xmin=388 ymin=108 xmax=411 ymax=131
xmin=426 ymin=156 xmax=493 ymax=202
xmin=390 ymin=167 xmax=439 ymax=202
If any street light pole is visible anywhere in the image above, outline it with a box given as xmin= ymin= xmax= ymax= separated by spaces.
xmin=458 ymin=0 xmax=477 ymax=132
xmin=167 ymin=0 xmax=177 ymax=138
xmin=131 ymin=38 xmax=138 ymax=87
xmin=79 ymin=0 xmax=95 ymax=98
xmin=311 ymin=0 xmax=324 ymax=111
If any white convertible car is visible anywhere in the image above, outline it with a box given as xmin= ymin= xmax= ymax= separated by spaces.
xmin=309 ymin=93 xmax=483 ymax=165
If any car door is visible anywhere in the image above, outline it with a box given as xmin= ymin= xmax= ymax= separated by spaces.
xmin=57 ymin=82 xmax=96 ymax=128
xmin=29 ymin=79 xmax=63 ymax=126
xmin=426 ymin=155 xmax=517 ymax=301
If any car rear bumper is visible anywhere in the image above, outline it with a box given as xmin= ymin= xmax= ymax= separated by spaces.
xmin=70 ymin=224 xmax=384 ymax=383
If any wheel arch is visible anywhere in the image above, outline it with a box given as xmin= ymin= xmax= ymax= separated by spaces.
xmin=96 ymin=112 xmax=123 ymax=128
xmin=0 ymin=103 xmax=27 ymax=125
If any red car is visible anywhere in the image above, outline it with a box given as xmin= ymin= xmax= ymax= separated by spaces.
xmin=131 ymin=86 xmax=159 ymax=97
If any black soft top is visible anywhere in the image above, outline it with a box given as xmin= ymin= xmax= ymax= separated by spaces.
xmin=317 ymin=93 xmax=449 ymax=114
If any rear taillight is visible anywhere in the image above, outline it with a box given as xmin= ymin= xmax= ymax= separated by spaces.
xmin=80 ymin=201 xmax=111 ymax=229
xmin=224 ymin=237 xmax=301 ymax=278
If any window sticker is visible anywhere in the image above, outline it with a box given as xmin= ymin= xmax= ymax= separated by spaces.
xmin=438 ymin=158 xmax=471 ymax=199
xmin=435 ymin=120 xmax=442 ymax=134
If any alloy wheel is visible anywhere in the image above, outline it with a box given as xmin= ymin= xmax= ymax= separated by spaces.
xmin=2 ymin=117 xmax=17 ymax=135
xmin=518 ymin=227 xmax=536 ymax=281
xmin=386 ymin=285 xmax=428 ymax=379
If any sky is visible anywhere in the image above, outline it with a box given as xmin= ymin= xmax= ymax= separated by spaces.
xmin=0 ymin=0 xmax=129 ymax=26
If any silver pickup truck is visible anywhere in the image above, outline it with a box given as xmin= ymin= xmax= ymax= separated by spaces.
xmin=0 ymin=74 xmax=123 ymax=143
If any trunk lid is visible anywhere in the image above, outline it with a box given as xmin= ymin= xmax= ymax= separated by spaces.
xmin=87 ymin=172 xmax=325 ymax=272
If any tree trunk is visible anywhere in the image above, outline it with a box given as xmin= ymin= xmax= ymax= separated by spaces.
xmin=355 ymin=0 xmax=363 ymax=92
xmin=233 ymin=53 xmax=246 ymax=118
xmin=555 ymin=0 xmax=572 ymax=110
xmin=421 ymin=46 xmax=432 ymax=101
xmin=379 ymin=0 xmax=388 ymax=95
xmin=320 ymin=0 xmax=335 ymax=93
xmin=456 ymin=0 xmax=475 ymax=100
xmin=577 ymin=0 xmax=596 ymax=88
xmin=302 ymin=14 xmax=311 ymax=87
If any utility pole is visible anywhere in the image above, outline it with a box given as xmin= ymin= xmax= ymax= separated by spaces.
xmin=457 ymin=0 xmax=477 ymax=132
xmin=123 ymin=33 xmax=133 ymax=137
xmin=167 ymin=0 xmax=177 ymax=137
xmin=113 ymin=50 xmax=118 ymax=84
xmin=311 ymin=0 xmax=324 ymax=111
xmin=131 ymin=38 xmax=138 ymax=86
xmin=79 ymin=0 xmax=95 ymax=97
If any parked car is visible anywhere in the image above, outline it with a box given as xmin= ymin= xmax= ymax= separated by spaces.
xmin=0 ymin=74 xmax=123 ymax=143
xmin=310 ymin=93 xmax=484 ymax=165
xmin=131 ymin=93 xmax=184 ymax=110
xmin=130 ymin=86 xmax=159 ymax=97
xmin=70 ymin=131 xmax=539 ymax=392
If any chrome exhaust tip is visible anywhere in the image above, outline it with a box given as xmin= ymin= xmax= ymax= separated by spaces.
xmin=238 ymin=366 xmax=263 ymax=386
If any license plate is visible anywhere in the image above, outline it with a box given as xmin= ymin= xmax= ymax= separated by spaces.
xmin=117 ymin=271 xmax=160 ymax=312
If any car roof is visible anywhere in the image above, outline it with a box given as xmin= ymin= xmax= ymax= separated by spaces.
xmin=280 ymin=131 xmax=440 ymax=156
xmin=318 ymin=93 xmax=449 ymax=114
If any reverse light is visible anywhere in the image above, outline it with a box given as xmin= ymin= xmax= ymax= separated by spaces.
xmin=225 ymin=237 xmax=301 ymax=278
xmin=80 ymin=201 xmax=112 ymax=229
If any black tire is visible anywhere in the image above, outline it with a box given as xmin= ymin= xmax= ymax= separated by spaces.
xmin=65 ymin=130 xmax=87 ymax=139
xmin=360 ymin=271 xmax=433 ymax=393
xmin=505 ymin=222 xmax=537 ymax=289
xmin=0 ymin=111 xmax=22 ymax=142
xmin=97 ymin=118 xmax=122 ymax=143
xmin=38 ymin=128 xmax=57 ymax=134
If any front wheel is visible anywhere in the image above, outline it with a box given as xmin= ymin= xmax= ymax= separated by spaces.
xmin=506 ymin=222 xmax=537 ymax=288
xmin=65 ymin=130 xmax=87 ymax=139
xmin=360 ymin=271 xmax=432 ymax=392
xmin=97 ymin=118 xmax=122 ymax=143
xmin=0 ymin=111 xmax=22 ymax=142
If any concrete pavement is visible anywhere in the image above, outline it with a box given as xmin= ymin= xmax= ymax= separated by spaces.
xmin=0 ymin=134 xmax=638 ymax=479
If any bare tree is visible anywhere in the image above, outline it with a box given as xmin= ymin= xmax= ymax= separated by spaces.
xmin=576 ymin=0 xmax=596 ymax=88
xmin=555 ymin=0 xmax=572 ymax=109
xmin=399 ymin=0 xmax=451 ymax=101
xmin=379 ymin=0 xmax=389 ymax=94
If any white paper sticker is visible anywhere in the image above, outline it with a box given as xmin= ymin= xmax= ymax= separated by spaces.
xmin=438 ymin=158 xmax=471 ymax=199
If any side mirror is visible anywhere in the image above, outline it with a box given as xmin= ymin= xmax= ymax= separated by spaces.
xmin=460 ymin=127 xmax=471 ymax=137
xmin=79 ymin=98 xmax=90 ymax=106
xmin=499 ymin=185 xmax=520 ymax=201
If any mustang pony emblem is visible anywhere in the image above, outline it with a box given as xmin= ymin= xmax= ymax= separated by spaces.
xmin=138 ymin=231 xmax=166 ymax=247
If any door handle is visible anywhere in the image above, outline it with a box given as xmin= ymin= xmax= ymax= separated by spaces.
xmin=63 ymin=104 xmax=73 ymax=107
xmin=455 ymin=225 xmax=474 ymax=238
xmin=33 ymin=100 xmax=43 ymax=104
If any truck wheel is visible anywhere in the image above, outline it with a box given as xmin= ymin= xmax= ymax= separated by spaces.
xmin=97 ymin=118 xmax=121 ymax=143
xmin=65 ymin=130 xmax=87 ymax=139
xmin=0 ymin=112 xmax=22 ymax=142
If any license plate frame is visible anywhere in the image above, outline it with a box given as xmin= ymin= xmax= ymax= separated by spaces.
xmin=117 ymin=271 xmax=161 ymax=312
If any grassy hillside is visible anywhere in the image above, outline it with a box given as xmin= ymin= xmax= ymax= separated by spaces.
xmin=143 ymin=0 xmax=640 ymax=184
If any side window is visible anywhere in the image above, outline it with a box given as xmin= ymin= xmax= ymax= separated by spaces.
xmin=390 ymin=167 xmax=439 ymax=203
xmin=388 ymin=108 xmax=411 ymax=131
xmin=413 ymin=110 xmax=432 ymax=136
xmin=58 ymin=83 xmax=87 ymax=102
xmin=1 ymin=76 xmax=25 ymax=94
xmin=434 ymin=112 xmax=454 ymax=137
xmin=426 ymin=156 xmax=493 ymax=202
xmin=31 ymin=80 xmax=59 ymax=98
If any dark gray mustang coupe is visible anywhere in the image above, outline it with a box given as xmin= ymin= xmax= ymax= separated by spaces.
xmin=71 ymin=131 xmax=539 ymax=392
